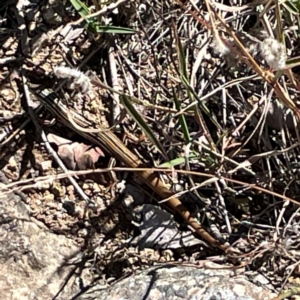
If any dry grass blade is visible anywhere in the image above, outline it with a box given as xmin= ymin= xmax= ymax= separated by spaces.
xmin=210 ymin=7 xmax=300 ymax=120
xmin=120 ymin=94 xmax=169 ymax=160
xmin=176 ymin=0 xmax=300 ymax=119
xmin=269 ymin=287 xmax=300 ymax=300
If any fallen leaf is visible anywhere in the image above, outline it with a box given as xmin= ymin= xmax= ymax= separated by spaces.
xmin=47 ymin=133 xmax=105 ymax=170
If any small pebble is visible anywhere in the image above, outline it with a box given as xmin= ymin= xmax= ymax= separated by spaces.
xmin=39 ymin=160 xmax=52 ymax=172
xmin=43 ymin=193 xmax=55 ymax=202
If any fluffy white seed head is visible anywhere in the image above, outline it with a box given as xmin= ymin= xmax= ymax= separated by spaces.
xmin=53 ymin=65 xmax=83 ymax=79
xmin=214 ymin=38 xmax=230 ymax=57
xmin=53 ymin=65 xmax=91 ymax=94
xmin=259 ymin=37 xmax=286 ymax=70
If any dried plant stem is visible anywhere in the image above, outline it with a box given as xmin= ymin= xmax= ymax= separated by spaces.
xmin=108 ymin=44 xmax=121 ymax=123
xmin=22 ymin=75 xmax=90 ymax=203
xmin=176 ymin=0 xmax=300 ymax=122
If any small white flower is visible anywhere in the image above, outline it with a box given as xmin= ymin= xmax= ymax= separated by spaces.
xmin=259 ymin=37 xmax=286 ymax=70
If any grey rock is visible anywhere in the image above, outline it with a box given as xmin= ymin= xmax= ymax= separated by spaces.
xmin=130 ymin=204 xmax=207 ymax=249
xmin=77 ymin=265 xmax=275 ymax=300
xmin=0 ymin=176 xmax=275 ymax=300
xmin=252 ymin=273 xmax=270 ymax=285
xmin=0 ymin=180 xmax=81 ymax=300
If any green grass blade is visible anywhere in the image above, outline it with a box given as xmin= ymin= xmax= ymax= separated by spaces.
xmin=120 ymin=95 xmax=169 ymax=160
xmin=69 ymin=0 xmax=134 ymax=35
xmin=286 ymin=56 xmax=300 ymax=68
xmin=69 ymin=0 xmax=100 ymax=33
xmin=177 ymin=32 xmax=188 ymax=80
xmin=172 ymin=87 xmax=190 ymax=143
xmin=70 ymin=0 xmax=90 ymax=17
xmin=94 ymin=25 xmax=136 ymax=34
xmin=180 ymin=75 xmax=223 ymax=131
xmin=158 ymin=155 xmax=198 ymax=168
